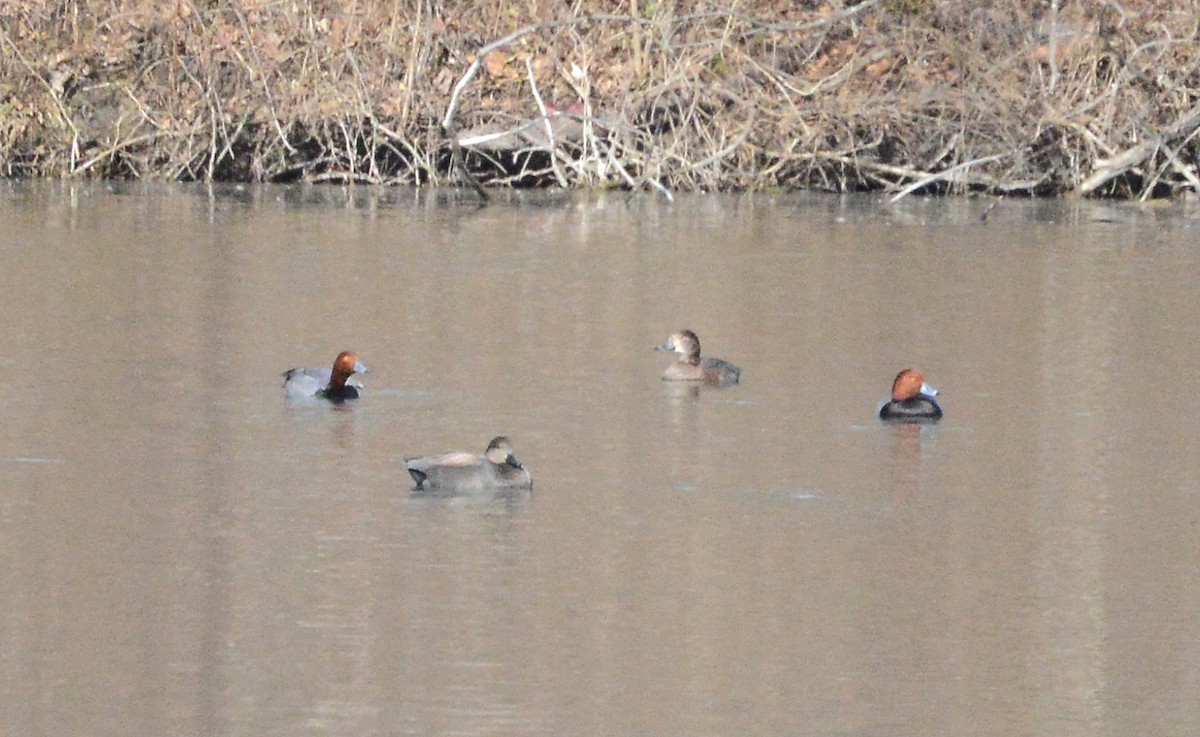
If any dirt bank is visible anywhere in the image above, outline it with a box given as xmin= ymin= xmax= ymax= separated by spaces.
xmin=1 ymin=1 xmax=1196 ymax=198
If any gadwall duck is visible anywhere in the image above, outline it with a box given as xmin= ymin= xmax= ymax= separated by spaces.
xmin=405 ymin=436 xmax=532 ymax=491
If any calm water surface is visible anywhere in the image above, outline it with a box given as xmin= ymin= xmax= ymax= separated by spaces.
xmin=1 ymin=183 xmax=1198 ymax=737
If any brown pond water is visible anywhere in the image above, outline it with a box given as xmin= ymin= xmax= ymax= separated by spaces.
xmin=1 ymin=182 xmax=1198 ymax=737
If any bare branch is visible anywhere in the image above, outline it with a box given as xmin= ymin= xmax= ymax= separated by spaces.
xmin=889 ymin=153 xmax=1012 ymax=203
xmin=1077 ymin=103 xmax=1200 ymax=194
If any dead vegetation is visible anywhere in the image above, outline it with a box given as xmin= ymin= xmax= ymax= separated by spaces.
xmin=2 ymin=0 xmax=1200 ymax=198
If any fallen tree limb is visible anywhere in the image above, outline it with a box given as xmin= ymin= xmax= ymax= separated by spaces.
xmin=1076 ymin=102 xmax=1200 ymax=195
xmin=888 ymin=152 xmax=1011 ymax=203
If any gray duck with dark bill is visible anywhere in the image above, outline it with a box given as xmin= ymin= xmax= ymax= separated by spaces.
xmin=405 ymin=436 xmax=532 ymax=491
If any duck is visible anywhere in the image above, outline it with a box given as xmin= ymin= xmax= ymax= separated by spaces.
xmin=282 ymin=351 xmax=369 ymax=401
xmin=405 ymin=436 xmax=532 ymax=491
xmin=656 ymin=329 xmax=741 ymax=386
xmin=878 ymin=368 xmax=942 ymax=422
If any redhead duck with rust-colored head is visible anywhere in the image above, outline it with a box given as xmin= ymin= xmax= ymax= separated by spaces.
xmin=282 ymin=351 xmax=369 ymax=401
xmin=878 ymin=368 xmax=942 ymax=423
xmin=405 ymin=436 xmax=532 ymax=492
xmin=655 ymin=330 xmax=741 ymax=386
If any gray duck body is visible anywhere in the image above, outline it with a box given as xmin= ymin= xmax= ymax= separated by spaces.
xmin=405 ymin=436 xmax=532 ymax=491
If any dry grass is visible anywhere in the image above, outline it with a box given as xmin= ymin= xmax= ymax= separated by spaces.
xmin=2 ymin=0 xmax=1200 ymax=197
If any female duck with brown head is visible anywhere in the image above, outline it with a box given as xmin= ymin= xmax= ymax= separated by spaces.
xmin=282 ymin=351 xmax=369 ymax=401
xmin=405 ymin=436 xmax=532 ymax=492
xmin=878 ymin=368 xmax=942 ymax=422
xmin=656 ymin=330 xmax=741 ymax=386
